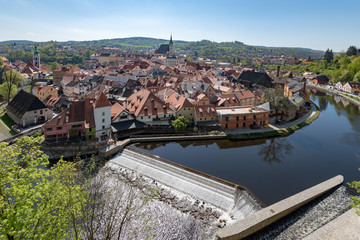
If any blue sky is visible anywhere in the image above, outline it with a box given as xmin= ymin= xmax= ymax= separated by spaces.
xmin=1 ymin=0 xmax=359 ymax=51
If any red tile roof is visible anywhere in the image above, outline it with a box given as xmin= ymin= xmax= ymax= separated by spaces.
xmin=124 ymin=89 xmax=175 ymax=117
xmin=111 ymin=102 xmax=127 ymax=121
xmin=94 ymin=92 xmax=111 ymax=108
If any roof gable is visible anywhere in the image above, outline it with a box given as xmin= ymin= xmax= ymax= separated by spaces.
xmin=7 ymin=90 xmax=48 ymax=119
xmin=94 ymin=92 xmax=111 ymax=108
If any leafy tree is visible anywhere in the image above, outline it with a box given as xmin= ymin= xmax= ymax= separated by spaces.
xmin=348 ymin=171 xmax=360 ymax=216
xmin=346 ymin=46 xmax=358 ymax=56
xmin=2 ymin=69 xmax=25 ymax=103
xmin=262 ymin=85 xmax=290 ymax=120
xmin=324 ymin=49 xmax=334 ymax=63
xmin=49 ymin=61 xmax=59 ymax=71
xmin=0 ymin=136 xmax=87 ymax=239
xmin=172 ymin=116 xmax=190 ymax=132
xmin=0 ymin=82 xmax=17 ymax=101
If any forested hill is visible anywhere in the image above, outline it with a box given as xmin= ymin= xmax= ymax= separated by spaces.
xmin=68 ymin=37 xmax=325 ymax=59
xmin=1 ymin=37 xmax=324 ymax=60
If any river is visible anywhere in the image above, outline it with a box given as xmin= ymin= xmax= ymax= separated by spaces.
xmin=133 ymin=91 xmax=360 ymax=205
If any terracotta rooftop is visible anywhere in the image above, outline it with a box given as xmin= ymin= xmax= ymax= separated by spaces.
xmin=94 ymin=92 xmax=111 ymax=109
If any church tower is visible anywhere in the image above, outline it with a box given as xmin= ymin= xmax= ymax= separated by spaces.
xmin=33 ymin=46 xmax=40 ymax=69
xmin=169 ymin=34 xmax=173 ymax=54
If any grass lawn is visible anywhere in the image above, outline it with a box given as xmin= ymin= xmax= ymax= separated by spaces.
xmin=0 ymin=113 xmax=16 ymax=139
xmin=0 ymin=113 xmax=16 ymax=129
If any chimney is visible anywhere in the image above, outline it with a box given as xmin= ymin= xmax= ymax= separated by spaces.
xmin=276 ymin=66 xmax=280 ymax=77
xmin=303 ymin=81 xmax=307 ymax=92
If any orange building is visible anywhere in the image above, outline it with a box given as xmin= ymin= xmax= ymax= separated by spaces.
xmin=216 ymin=106 xmax=269 ymax=129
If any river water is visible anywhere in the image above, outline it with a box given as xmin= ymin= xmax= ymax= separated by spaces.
xmin=133 ymin=91 xmax=360 ymax=205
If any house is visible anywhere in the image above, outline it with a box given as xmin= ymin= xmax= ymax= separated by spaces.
xmin=166 ymin=92 xmax=195 ymax=123
xmin=195 ymin=93 xmax=211 ymax=105
xmin=93 ymin=92 xmax=112 ymax=142
xmin=216 ymin=106 xmax=269 ymax=129
xmin=215 ymin=94 xmax=240 ymax=107
xmin=236 ymin=71 xmax=273 ymax=89
xmin=312 ymin=75 xmax=330 ymax=85
xmin=335 ymin=82 xmax=345 ymax=91
xmin=124 ymin=89 xmax=176 ymax=125
xmin=234 ymin=90 xmax=258 ymax=106
xmin=194 ymin=105 xmax=218 ymax=126
xmin=43 ymin=99 xmax=95 ymax=141
xmin=35 ymin=85 xmax=58 ymax=102
xmin=342 ymin=82 xmax=352 ymax=93
xmin=53 ymin=65 xmax=80 ymax=86
xmin=284 ymin=80 xmax=304 ymax=98
xmin=7 ymin=90 xmax=53 ymax=127
xmin=63 ymin=80 xmax=92 ymax=100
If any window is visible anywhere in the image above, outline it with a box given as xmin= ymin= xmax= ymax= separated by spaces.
xmin=40 ymin=110 xmax=43 ymax=114
xmin=141 ymin=117 xmax=143 ymax=119
xmin=243 ymin=116 xmax=246 ymax=121
xmin=225 ymin=117 xmax=228 ymax=121
xmin=56 ymin=126 xmax=62 ymax=130
xmin=236 ymin=116 xmax=239 ymax=121
xmin=102 ymin=125 xmax=105 ymax=129
xmin=34 ymin=111 xmax=37 ymax=114
xmin=46 ymin=127 xmax=52 ymax=131
xmin=102 ymin=119 xmax=105 ymax=123
xmin=200 ymin=118 xmax=202 ymax=120
xmin=102 ymin=112 xmax=105 ymax=116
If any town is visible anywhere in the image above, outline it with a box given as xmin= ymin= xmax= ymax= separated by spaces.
xmin=0 ymin=36 xmax=324 ymax=146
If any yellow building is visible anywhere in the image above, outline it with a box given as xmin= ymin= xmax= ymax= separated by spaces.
xmin=166 ymin=92 xmax=195 ymax=123
xmin=35 ymin=85 xmax=58 ymax=102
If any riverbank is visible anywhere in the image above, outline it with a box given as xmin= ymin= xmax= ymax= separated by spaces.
xmin=307 ymin=82 xmax=360 ymax=107
xmin=39 ymin=101 xmax=320 ymax=159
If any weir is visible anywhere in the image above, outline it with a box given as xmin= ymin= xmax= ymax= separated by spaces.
xmin=108 ymin=147 xmax=262 ymax=221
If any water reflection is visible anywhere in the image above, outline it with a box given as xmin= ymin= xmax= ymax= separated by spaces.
xmin=258 ymin=138 xmax=294 ymax=164
xmin=135 ymin=138 xmax=267 ymax=151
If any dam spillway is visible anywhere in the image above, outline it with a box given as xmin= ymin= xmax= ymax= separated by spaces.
xmin=108 ymin=147 xmax=262 ymax=221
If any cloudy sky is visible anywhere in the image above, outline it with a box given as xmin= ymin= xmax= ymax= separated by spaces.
xmin=1 ymin=0 xmax=359 ymax=51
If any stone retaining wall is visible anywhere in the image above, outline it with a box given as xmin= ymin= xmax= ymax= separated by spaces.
xmin=216 ymin=175 xmax=344 ymax=240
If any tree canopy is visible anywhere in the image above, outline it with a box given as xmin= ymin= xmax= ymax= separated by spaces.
xmin=346 ymin=46 xmax=358 ymax=57
xmin=172 ymin=116 xmax=190 ymax=132
xmin=324 ymin=49 xmax=334 ymax=63
xmin=0 ymin=136 xmax=86 ymax=239
xmin=1 ymin=69 xmax=25 ymax=102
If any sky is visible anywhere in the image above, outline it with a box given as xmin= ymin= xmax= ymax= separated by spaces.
xmin=0 ymin=0 xmax=359 ymax=52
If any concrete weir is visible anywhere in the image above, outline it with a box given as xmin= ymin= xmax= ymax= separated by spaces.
xmin=216 ymin=175 xmax=345 ymax=240
xmin=108 ymin=147 xmax=261 ymax=220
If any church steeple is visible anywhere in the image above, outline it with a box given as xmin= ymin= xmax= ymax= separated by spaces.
xmin=33 ymin=46 xmax=40 ymax=69
xmin=169 ymin=33 xmax=173 ymax=53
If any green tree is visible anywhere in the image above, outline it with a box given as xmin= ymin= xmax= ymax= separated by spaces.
xmin=2 ymin=69 xmax=25 ymax=103
xmin=324 ymin=49 xmax=334 ymax=63
xmin=49 ymin=61 xmax=59 ymax=71
xmin=346 ymin=46 xmax=358 ymax=57
xmin=348 ymin=170 xmax=360 ymax=216
xmin=262 ymin=85 xmax=288 ymax=120
xmin=172 ymin=116 xmax=190 ymax=132
xmin=0 ymin=82 xmax=17 ymax=101
xmin=0 ymin=136 xmax=87 ymax=239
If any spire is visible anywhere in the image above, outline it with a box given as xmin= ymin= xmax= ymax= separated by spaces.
xmin=34 ymin=46 xmax=39 ymax=55
xmin=169 ymin=33 xmax=173 ymax=45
